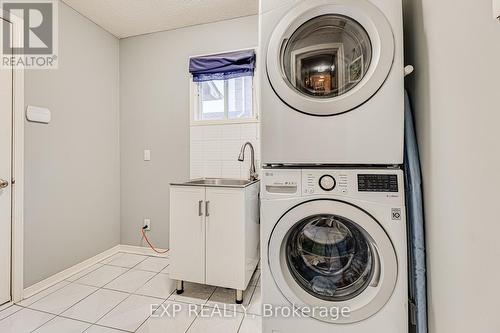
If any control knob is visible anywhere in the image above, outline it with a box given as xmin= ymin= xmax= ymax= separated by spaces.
xmin=319 ymin=175 xmax=336 ymax=191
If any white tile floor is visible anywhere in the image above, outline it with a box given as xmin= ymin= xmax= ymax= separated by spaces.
xmin=0 ymin=252 xmax=262 ymax=333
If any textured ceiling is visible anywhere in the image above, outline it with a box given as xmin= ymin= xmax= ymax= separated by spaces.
xmin=62 ymin=0 xmax=259 ymax=39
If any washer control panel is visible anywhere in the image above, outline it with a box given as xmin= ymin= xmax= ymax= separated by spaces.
xmin=303 ymin=170 xmax=349 ymax=195
xmin=263 ymin=169 xmax=403 ymax=203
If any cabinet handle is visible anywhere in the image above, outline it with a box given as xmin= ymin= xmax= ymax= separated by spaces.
xmin=198 ymin=200 xmax=203 ymax=216
xmin=205 ymin=201 xmax=210 ymax=217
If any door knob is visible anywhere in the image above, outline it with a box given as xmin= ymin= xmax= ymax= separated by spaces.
xmin=0 ymin=179 xmax=9 ymax=189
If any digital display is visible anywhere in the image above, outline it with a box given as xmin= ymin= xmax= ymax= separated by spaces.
xmin=358 ymin=174 xmax=398 ymax=193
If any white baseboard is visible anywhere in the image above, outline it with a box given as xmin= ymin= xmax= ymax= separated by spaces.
xmin=22 ymin=244 xmax=169 ymax=300
xmin=119 ymin=244 xmax=169 ymax=258
xmin=23 ymin=245 xmax=121 ymax=299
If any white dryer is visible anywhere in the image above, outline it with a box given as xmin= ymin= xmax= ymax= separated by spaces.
xmin=260 ymin=168 xmax=408 ymax=332
xmin=259 ymin=0 xmax=405 ymax=165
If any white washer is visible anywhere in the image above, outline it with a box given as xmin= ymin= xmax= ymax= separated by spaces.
xmin=260 ymin=168 xmax=408 ymax=332
xmin=259 ymin=0 xmax=405 ymax=165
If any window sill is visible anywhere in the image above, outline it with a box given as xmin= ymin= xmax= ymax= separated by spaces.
xmin=190 ymin=118 xmax=259 ymax=127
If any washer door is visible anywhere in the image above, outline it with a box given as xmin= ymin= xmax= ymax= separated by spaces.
xmin=268 ymin=200 xmax=397 ymax=323
xmin=267 ymin=0 xmax=395 ymax=116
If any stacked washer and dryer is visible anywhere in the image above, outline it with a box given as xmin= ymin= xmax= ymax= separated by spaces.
xmin=258 ymin=0 xmax=408 ymax=332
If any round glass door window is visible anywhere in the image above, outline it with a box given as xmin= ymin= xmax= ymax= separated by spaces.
xmin=286 ymin=214 xmax=374 ymax=301
xmin=281 ymin=14 xmax=372 ymax=99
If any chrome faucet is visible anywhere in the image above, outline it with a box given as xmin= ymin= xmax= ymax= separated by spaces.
xmin=238 ymin=142 xmax=258 ymax=181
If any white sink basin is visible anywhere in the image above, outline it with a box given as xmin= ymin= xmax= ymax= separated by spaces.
xmin=171 ymin=178 xmax=259 ymax=188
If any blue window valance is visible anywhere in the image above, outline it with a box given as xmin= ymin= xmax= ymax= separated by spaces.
xmin=189 ymin=50 xmax=256 ymax=82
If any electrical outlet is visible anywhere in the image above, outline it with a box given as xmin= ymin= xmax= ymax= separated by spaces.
xmin=144 ymin=219 xmax=151 ymax=231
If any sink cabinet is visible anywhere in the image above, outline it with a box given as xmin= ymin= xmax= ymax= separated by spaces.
xmin=169 ymin=182 xmax=260 ymax=292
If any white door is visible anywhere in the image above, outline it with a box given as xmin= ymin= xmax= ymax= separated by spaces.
xmin=205 ymin=188 xmax=245 ymax=289
xmin=169 ymin=186 xmax=206 ymax=284
xmin=266 ymin=0 xmax=395 ymax=116
xmin=268 ymin=199 xmax=397 ymax=324
xmin=0 ymin=23 xmax=13 ymax=305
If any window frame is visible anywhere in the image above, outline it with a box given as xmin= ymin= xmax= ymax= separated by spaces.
xmin=189 ymin=49 xmax=259 ymax=127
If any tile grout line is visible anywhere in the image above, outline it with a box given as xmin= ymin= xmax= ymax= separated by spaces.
xmin=85 ymin=263 xmax=167 ymax=332
xmin=99 ymin=268 xmax=165 ymax=297
xmin=204 ymin=285 xmax=257 ymax=315
xmin=130 ymin=294 xmax=172 ymax=332
xmin=57 ymin=312 xmax=132 ymax=332
xmin=18 ymin=275 xmax=131 ymax=332
xmin=22 ymin=253 xmax=156 ymax=332
xmin=133 ymin=287 xmax=184 ymax=332
xmin=19 ymin=252 xmax=127 ymax=311
xmin=30 ymin=316 xmax=63 ymax=333
xmin=73 ymin=252 xmax=151 ymax=291
xmin=235 ymin=311 xmax=246 ymax=333
xmin=179 ymin=284 xmax=220 ymax=333
xmin=69 ymin=255 xmax=160 ymax=331
xmin=27 ymin=312 xmax=58 ymax=333
xmin=0 ymin=253 xmax=165 ymax=332
xmin=15 ymin=281 xmax=70 ymax=308
xmin=52 ymin=263 xmax=135 ymax=319
xmin=142 ymin=271 xmax=259 ymax=331
xmin=0 ymin=304 xmax=23 ymax=323
xmin=3 ymin=254 xmax=260 ymax=333
xmin=236 ymin=282 xmax=259 ymax=332
xmin=24 ymin=282 xmax=258 ymax=333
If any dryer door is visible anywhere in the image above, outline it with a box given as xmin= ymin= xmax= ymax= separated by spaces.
xmin=266 ymin=0 xmax=395 ymax=116
xmin=268 ymin=199 xmax=397 ymax=323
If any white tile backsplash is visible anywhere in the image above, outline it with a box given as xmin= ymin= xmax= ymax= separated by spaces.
xmin=190 ymin=165 xmax=204 ymax=179
xmin=221 ymin=124 xmax=241 ymax=140
xmin=203 ymin=161 xmax=223 ymax=178
xmin=221 ymin=160 xmax=243 ymax=179
xmin=190 ymin=123 xmax=260 ymax=179
xmin=240 ymin=123 xmax=258 ymax=139
xmin=221 ymin=140 xmax=243 ymax=161
xmin=202 ymin=126 xmax=223 ymax=141
xmin=202 ymin=141 xmax=221 ymax=161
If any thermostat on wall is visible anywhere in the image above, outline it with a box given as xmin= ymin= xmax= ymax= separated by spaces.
xmin=26 ymin=106 xmax=51 ymax=124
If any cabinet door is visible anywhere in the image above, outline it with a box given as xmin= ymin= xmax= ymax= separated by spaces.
xmin=205 ymin=188 xmax=245 ymax=289
xmin=170 ymin=186 xmax=205 ymax=284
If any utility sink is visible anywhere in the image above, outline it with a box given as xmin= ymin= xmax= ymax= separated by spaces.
xmin=170 ymin=176 xmax=260 ymax=303
xmin=171 ymin=178 xmax=259 ymax=188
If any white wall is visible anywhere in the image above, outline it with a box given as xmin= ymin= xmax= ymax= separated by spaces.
xmin=119 ymin=15 xmax=259 ymax=248
xmin=24 ymin=2 xmax=120 ymax=287
xmin=403 ymin=0 xmax=500 ymax=331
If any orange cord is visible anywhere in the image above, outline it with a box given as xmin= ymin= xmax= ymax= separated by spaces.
xmin=141 ymin=228 xmax=169 ymax=254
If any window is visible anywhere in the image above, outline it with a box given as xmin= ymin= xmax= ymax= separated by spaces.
xmin=189 ymin=49 xmax=257 ymax=124
xmin=195 ymin=76 xmax=254 ymax=122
